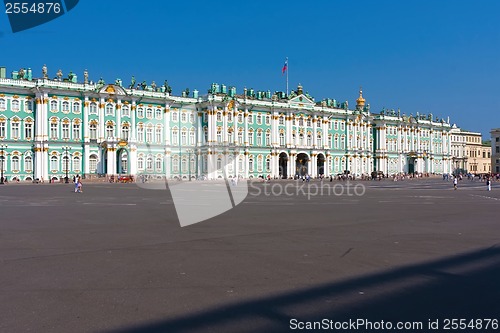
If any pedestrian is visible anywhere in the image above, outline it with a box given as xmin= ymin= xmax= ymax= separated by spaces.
xmin=77 ymin=177 xmax=83 ymax=193
xmin=453 ymin=176 xmax=458 ymax=190
xmin=487 ymin=178 xmax=491 ymax=191
xmin=74 ymin=175 xmax=79 ymax=193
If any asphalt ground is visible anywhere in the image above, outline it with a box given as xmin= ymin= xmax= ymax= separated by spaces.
xmin=0 ymin=178 xmax=499 ymax=333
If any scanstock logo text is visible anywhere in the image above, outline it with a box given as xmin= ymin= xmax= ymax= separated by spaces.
xmin=4 ymin=0 xmax=79 ymax=33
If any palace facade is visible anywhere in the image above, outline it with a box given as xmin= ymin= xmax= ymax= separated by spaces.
xmin=0 ymin=67 xmax=456 ymax=181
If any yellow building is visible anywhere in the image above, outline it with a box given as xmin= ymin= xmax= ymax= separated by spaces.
xmin=462 ymin=131 xmax=491 ymax=174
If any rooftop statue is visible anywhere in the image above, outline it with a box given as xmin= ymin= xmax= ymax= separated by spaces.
xmin=97 ymin=77 xmax=105 ymax=88
xmin=140 ymin=81 xmax=147 ymax=90
xmin=129 ymin=75 xmax=136 ymax=89
xmin=83 ymin=69 xmax=89 ymax=84
xmin=163 ymin=80 xmax=172 ymax=94
xmin=68 ymin=71 xmax=74 ymax=81
xmin=151 ymin=81 xmax=157 ymax=92
xmin=42 ymin=64 xmax=48 ymax=79
xmin=18 ymin=68 xmax=25 ymax=79
xmin=56 ymin=69 xmax=63 ymax=81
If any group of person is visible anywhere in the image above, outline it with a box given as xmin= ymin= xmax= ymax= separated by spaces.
xmin=453 ymin=175 xmax=492 ymax=191
xmin=73 ymin=175 xmax=83 ymax=193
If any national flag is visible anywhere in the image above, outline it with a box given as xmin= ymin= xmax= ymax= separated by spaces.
xmin=282 ymin=58 xmax=288 ymax=74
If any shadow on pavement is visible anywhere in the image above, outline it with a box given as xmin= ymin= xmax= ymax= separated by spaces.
xmin=110 ymin=244 xmax=500 ymax=333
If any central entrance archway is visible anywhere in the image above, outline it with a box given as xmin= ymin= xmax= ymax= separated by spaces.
xmin=296 ymin=153 xmax=309 ymax=177
xmin=317 ymin=153 xmax=325 ymax=176
xmin=279 ymin=152 xmax=288 ymax=179
xmin=117 ymin=148 xmax=129 ymax=174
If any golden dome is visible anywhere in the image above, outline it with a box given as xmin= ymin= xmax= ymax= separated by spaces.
xmin=356 ymin=87 xmax=365 ymax=107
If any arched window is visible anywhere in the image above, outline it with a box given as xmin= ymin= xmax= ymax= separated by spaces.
xmin=249 ymin=158 xmax=254 ymax=171
xmin=155 ymin=108 xmax=162 ymax=119
xmin=317 ymin=134 xmax=322 ymax=147
xmin=50 ymin=100 xmax=58 ymax=111
xmin=137 ymin=156 xmax=144 ymax=170
xmin=172 ymin=157 xmax=179 ymax=172
xmin=24 ymin=155 xmax=32 ymax=171
xmin=0 ymin=99 xmax=6 ymax=109
xmin=105 ymin=103 xmax=114 ymax=115
xmin=62 ymin=101 xmax=69 ymax=112
xmin=12 ymin=100 xmax=20 ymax=111
xmin=50 ymin=156 xmax=58 ymax=171
xmin=216 ymin=112 xmax=222 ymax=122
xmin=73 ymin=102 xmax=80 ymax=113
xmin=265 ymin=131 xmax=271 ymax=146
xmin=89 ymin=123 xmax=97 ymax=140
xmin=155 ymin=157 xmax=162 ymax=171
xmin=89 ymin=154 xmax=98 ymax=173
xmin=217 ymin=157 xmax=222 ymax=170
xmin=121 ymin=106 xmax=130 ymax=117
xmin=106 ymin=124 xmax=114 ymax=138
xmin=121 ymin=125 xmax=129 ymax=140
xmin=12 ymin=156 xmax=20 ymax=171
xmin=146 ymin=156 xmax=153 ymax=171
xmin=266 ymin=157 xmax=271 ymax=171
xmin=279 ymin=132 xmax=285 ymax=146
xmin=238 ymin=131 xmax=243 ymax=145
xmin=89 ymin=102 xmax=97 ymax=114
xmin=73 ymin=156 xmax=80 ymax=172
xmin=146 ymin=108 xmax=153 ymax=119
xmin=137 ymin=108 xmax=144 ymax=118
xmin=181 ymin=113 xmax=187 ymax=122
xmin=307 ymin=134 xmax=312 ymax=146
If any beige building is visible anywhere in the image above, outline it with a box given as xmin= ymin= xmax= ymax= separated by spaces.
xmin=462 ymin=131 xmax=491 ymax=174
xmin=491 ymin=128 xmax=500 ymax=174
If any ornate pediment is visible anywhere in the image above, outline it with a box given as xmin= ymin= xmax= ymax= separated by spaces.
xmin=99 ymin=84 xmax=127 ymax=96
xmin=289 ymin=94 xmax=315 ymax=109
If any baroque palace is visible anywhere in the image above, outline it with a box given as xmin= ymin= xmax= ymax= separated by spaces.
xmin=0 ymin=66 xmax=456 ymax=181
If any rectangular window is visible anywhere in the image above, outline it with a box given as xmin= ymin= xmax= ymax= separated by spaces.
xmin=73 ymin=124 xmax=80 ymax=140
xmin=0 ymin=122 xmax=5 ymax=137
xmin=62 ymin=123 xmax=70 ymax=139
xmin=51 ymin=123 xmax=58 ymax=139
xmin=12 ymin=122 xmax=19 ymax=139
xmin=25 ymin=123 xmax=33 ymax=139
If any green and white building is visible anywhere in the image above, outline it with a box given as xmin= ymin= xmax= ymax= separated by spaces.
xmin=0 ymin=66 xmax=455 ymax=181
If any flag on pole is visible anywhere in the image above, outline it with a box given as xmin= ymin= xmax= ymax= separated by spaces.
xmin=282 ymin=58 xmax=288 ymax=74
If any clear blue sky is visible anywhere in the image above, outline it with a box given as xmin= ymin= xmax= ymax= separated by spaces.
xmin=1 ymin=0 xmax=499 ymax=139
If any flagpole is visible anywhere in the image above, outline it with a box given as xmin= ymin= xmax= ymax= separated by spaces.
xmin=286 ymin=57 xmax=289 ymax=97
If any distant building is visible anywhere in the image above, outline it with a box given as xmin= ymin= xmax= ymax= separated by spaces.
xmin=0 ymin=65 xmax=461 ymax=182
xmin=491 ymin=128 xmax=500 ymax=174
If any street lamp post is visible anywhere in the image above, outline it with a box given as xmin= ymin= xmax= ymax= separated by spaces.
xmin=62 ymin=144 xmax=72 ymax=183
xmin=0 ymin=144 xmax=7 ymax=185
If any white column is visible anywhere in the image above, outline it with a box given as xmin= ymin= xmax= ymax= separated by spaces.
xmin=116 ymin=99 xmax=122 ymax=139
xmin=197 ymin=111 xmax=203 ymax=146
xmin=244 ymin=151 xmax=249 ymax=178
xmin=312 ymin=116 xmax=317 ymax=148
xmin=223 ymin=107 xmax=228 ymax=144
xmin=130 ymin=145 xmax=138 ymax=176
xmin=99 ymin=99 xmax=105 ymax=141
xmin=130 ymin=101 xmax=137 ymax=142
xmin=244 ymin=108 xmax=249 ymax=147
xmin=164 ymin=103 xmax=170 ymax=145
